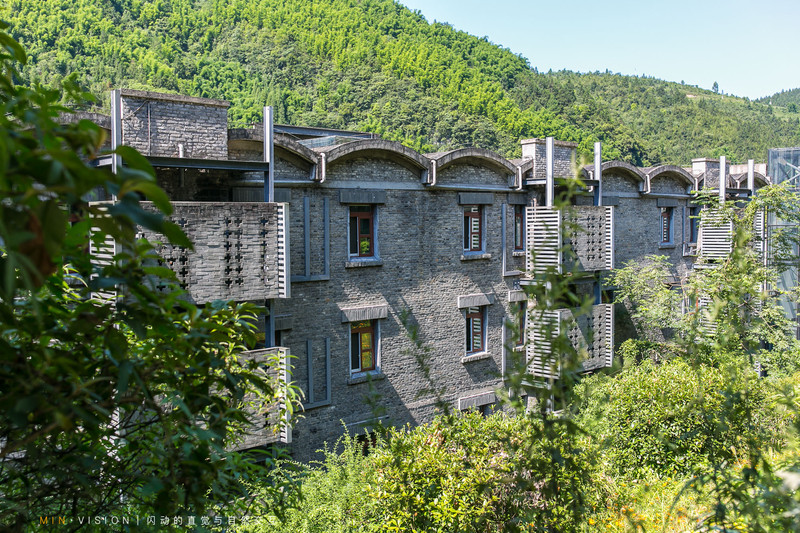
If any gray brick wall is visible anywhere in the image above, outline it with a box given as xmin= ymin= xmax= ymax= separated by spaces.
xmin=120 ymin=90 xmax=229 ymax=160
xmin=138 ymin=201 xmax=286 ymax=304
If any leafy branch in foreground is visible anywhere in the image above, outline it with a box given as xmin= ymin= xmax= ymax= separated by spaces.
xmin=0 ymin=25 xmax=298 ymax=530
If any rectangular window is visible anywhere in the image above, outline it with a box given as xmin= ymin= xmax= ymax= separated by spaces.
xmin=463 ymin=205 xmax=483 ymax=252
xmin=465 ymin=306 xmax=486 ymax=354
xmin=349 ymin=206 xmax=374 ymax=258
xmin=514 ymin=205 xmax=525 ymax=251
xmin=688 ymin=206 xmax=700 ymax=244
xmin=661 ymin=207 xmax=674 ymax=244
xmin=350 ymin=320 xmax=376 ymax=373
xmin=515 ymin=301 xmax=526 ymax=347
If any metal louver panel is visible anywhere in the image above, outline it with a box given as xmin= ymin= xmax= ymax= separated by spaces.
xmin=698 ymin=209 xmax=733 ymax=261
xmin=89 ymin=207 xmax=119 ymax=304
xmin=603 ymin=303 xmax=614 ymax=368
xmin=604 ymin=206 xmax=614 ymax=271
xmin=526 ymin=309 xmax=561 ymax=379
xmin=277 ymin=203 xmax=290 ymax=298
xmin=698 ymin=295 xmax=717 ymax=333
xmin=752 ymin=208 xmax=766 ymax=263
xmin=526 ymin=207 xmax=562 ymax=275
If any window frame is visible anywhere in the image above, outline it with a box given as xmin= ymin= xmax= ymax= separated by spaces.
xmin=514 ymin=300 xmax=527 ymax=348
xmin=350 ymin=319 xmax=378 ymax=375
xmin=660 ymin=206 xmax=674 ymax=245
xmin=688 ymin=205 xmax=700 ymax=244
xmin=513 ymin=205 xmax=525 ymax=251
xmin=349 ymin=205 xmax=376 ymax=259
xmin=465 ymin=306 xmax=486 ymax=355
xmin=463 ymin=205 xmax=484 ymax=253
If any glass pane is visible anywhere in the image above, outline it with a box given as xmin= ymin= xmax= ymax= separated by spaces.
xmin=464 ymin=215 xmax=470 ymax=249
xmin=360 ymin=217 xmax=371 ymax=235
xmin=352 ymin=321 xmax=371 ymax=330
xmin=465 ymin=317 xmax=472 ymax=351
xmin=361 ymin=331 xmax=372 ymax=351
xmin=360 ymin=237 xmax=371 ymax=255
xmin=471 ymin=233 xmax=480 ymax=250
xmin=361 ymin=349 xmax=373 ymax=371
xmin=351 ymin=333 xmax=360 ymax=370
xmin=351 ymin=205 xmax=371 ymax=212
xmin=349 ymin=217 xmax=358 ymax=254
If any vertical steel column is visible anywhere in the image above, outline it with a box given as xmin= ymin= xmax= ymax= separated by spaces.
xmin=263 ymin=105 xmax=274 ymax=203
xmin=747 ymin=159 xmax=755 ymax=193
xmin=594 ymin=141 xmax=602 ymax=206
xmin=110 ymin=89 xmax=122 ymax=177
xmin=545 ymin=136 xmax=554 ymax=207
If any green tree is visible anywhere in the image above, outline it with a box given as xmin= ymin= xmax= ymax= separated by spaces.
xmin=0 ymin=24 xmax=296 ymax=529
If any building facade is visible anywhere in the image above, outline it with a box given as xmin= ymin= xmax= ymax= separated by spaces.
xmin=90 ymin=90 xmax=770 ymax=460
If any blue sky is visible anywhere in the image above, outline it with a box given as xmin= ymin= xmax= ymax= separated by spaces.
xmin=398 ymin=0 xmax=799 ymax=100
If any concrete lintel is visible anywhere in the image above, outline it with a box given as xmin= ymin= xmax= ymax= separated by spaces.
xmin=507 ymin=193 xmax=528 ymax=205
xmin=602 ymin=196 xmax=620 ymax=206
xmin=457 ymin=293 xmax=495 ymax=308
xmin=274 ymin=315 xmax=293 ymax=331
xmin=340 ymin=189 xmax=387 ymax=204
xmin=274 ymin=188 xmax=292 ymax=203
xmin=508 ymin=290 xmax=528 ymax=302
xmin=341 ymin=304 xmax=389 ymax=323
xmin=458 ymin=391 xmax=497 ymax=410
xmin=458 ymin=192 xmax=494 ymax=205
xmin=657 ymin=198 xmax=679 ymax=207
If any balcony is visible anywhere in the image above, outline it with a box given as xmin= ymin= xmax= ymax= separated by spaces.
xmin=527 ymin=303 xmax=614 ymax=379
xmin=92 ymin=201 xmax=290 ymax=303
xmin=526 ymin=206 xmax=614 ymax=275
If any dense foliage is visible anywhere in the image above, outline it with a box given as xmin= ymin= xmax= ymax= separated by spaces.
xmin=0 ymin=26 xmax=296 ymax=529
xmin=5 ymin=0 xmax=800 ymax=163
xmin=240 ymin=412 xmax=594 ymax=533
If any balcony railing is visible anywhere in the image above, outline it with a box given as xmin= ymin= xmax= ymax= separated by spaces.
xmin=527 ymin=303 xmax=614 ymax=379
xmin=526 ymin=206 xmax=614 ymax=275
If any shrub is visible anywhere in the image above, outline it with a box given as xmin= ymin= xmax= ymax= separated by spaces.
xmin=579 ymin=359 xmax=780 ymax=477
xmin=240 ymin=412 xmax=595 ymax=533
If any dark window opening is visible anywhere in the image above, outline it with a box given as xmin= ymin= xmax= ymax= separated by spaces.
xmin=349 ymin=205 xmax=374 ymax=257
xmin=463 ymin=206 xmax=483 ymax=252
xmin=514 ymin=205 xmax=525 ymax=250
xmin=465 ymin=306 xmax=485 ymax=354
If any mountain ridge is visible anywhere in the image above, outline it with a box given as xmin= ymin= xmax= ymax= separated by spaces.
xmin=6 ymin=0 xmax=799 ymax=164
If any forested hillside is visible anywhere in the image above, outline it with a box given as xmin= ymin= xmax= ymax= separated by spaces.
xmin=758 ymin=87 xmax=800 ymax=110
xmin=6 ymin=0 xmax=799 ymax=164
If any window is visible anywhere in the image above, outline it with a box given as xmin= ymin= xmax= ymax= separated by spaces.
xmin=514 ymin=301 xmax=526 ymax=347
xmin=463 ymin=205 xmax=483 ymax=253
xmin=465 ymin=306 xmax=486 ymax=355
xmin=688 ymin=206 xmax=700 ymax=244
xmin=660 ymin=207 xmax=674 ymax=245
xmin=349 ymin=206 xmax=375 ymax=258
xmin=514 ymin=205 xmax=525 ymax=251
xmin=350 ymin=320 xmax=377 ymax=374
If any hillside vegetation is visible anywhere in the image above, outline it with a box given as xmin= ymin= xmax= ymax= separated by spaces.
xmin=6 ymin=0 xmax=800 ymax=163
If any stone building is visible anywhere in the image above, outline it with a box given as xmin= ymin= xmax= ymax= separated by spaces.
xmin=90 ymin=90 xmax=769 ymax=460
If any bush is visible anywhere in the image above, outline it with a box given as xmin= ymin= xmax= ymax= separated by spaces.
xmin=240 ymin=412 xmax=595 ymax=533
xmin=579 ymin=359 xmax=781 ymax=477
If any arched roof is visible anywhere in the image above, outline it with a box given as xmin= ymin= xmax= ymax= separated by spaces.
xmin=274 ymin=134 xmax=319 ymax=166
xmin=429 ymin=147 xmax=516 ymax=175
xmin=600 ymin=161 xmax=646 ymax=184
xmin=646 ymin=165 xmax=694 ymax=187
xmin=320 ymin=139 xmax=428 ymax=172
